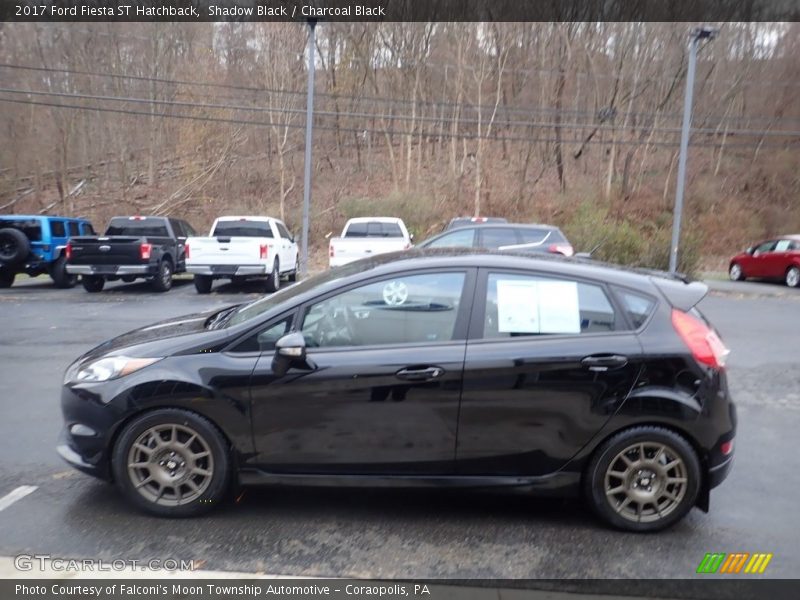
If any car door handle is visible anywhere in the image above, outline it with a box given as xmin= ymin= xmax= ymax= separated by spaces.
xmin=581 ymin=354 xmax=628 ymax=372
xmin=395 ymin=366 xmax=444 ymax=381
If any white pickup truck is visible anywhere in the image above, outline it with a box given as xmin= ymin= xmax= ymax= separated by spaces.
xmin=328 ymin=217 xmax=413 ymax=268
xmin=185 ymin=216 xmax=298 ymax=294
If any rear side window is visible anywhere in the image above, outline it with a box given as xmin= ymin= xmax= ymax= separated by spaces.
xmin=616 ymin=288 xmax=657 ymax=329
xmin=212 ymin=220 xmax=273 ymax=238
xmin=425 ymin=228 xmax=476 ymax=249
xmin=106 ymin=218 xmax=169 ymax=237
xmin=67 ymin=222 xmax=80 ymax=236
xmin=50 ymin=221 xmax=66 ymax=237
xmin=482 ymin=272 xmax=617 ymax=338
xmin=479 ymin=228 xmax=519 ymax=249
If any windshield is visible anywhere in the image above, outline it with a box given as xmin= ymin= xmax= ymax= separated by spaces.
xmin=106 ymin=218 xmax=169 ymax=237
xmin=224 ymin=260 xmax=370 ymax=327
xmin=212 ymin=220 xmax=273 ymax=238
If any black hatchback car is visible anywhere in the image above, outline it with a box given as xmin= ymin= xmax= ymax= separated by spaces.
xmin=58 ymin=249 xmax=735 ymax=531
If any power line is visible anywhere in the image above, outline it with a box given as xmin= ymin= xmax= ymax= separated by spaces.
xmin=0 ymin=96 xmax=796 ymax=150
xmin=2 ymin=87 xmax=799 ymax=139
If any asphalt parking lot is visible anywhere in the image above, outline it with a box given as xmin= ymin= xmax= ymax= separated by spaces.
xmin=0 ymin=275 xmax=798 ymax=580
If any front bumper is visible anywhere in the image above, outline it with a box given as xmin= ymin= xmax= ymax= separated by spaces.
xmin=57 ymin=427 xmax=111 ymax=480
xmin=187 ymin=264 xmax=268 ymax=276
xmin=66 ymin=264 xmax=154 ymax=276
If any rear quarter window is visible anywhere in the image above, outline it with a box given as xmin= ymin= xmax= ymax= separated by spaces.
xmin=615 ymin=288 xmax=657 ymax=329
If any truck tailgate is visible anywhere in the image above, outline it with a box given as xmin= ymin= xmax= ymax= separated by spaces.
xmin=329 ymin=238 xmax=409 ymax=265
xmin=187 ymin=237 xmax=271 ymax=265
xmin=68 ymin=236 xmax=143 ymax=265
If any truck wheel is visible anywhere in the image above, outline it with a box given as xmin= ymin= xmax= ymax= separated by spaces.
xmin=287 ymin=259 xmax=299 ymax=282
xmin=0 ymin=268 xmax=15 ymax=288
xmin=0 ymin=228 xmax=30 ymax=266
xmin=152 ymin=260 xmax=173 ymax=292
xmin=49 ymin=255 xmax=77 ymax=289
xmin=265 ymin=259 xmax=280 ymax=293
xmin=82 ymin=275 xmax=105 ymax=293
xmin=194 ymin=275 xmax=213 ymax=294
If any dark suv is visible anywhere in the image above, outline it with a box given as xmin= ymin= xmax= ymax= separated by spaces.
xmin=0 ymin=215 xmax=95 ymax=288
xmin=58 ymin=249 xmax=735 ymax=531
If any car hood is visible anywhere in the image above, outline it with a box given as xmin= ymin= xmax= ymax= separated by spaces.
xmin=75 ymin=307 xmax=235 ymax=365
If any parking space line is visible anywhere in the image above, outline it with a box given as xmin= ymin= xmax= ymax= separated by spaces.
xmin=0 ymin=486 xmax=37 ymax=512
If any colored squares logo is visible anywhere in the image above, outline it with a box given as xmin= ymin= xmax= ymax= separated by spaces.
xmin=697 ymin=553 xmax=773 ymax=574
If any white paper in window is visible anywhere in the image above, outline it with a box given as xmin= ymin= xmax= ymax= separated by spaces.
xmin=538 ymin=280 xmax=581 ymax=334
xmin=497 ymin=279 xmax=540 ymax=333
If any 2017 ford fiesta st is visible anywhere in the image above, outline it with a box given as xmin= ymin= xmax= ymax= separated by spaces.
xmin=58 ymin=249 xmax=735 ymax=531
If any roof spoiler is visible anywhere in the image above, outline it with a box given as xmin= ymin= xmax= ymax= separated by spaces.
xmin=650 ymin=277 xmax=708 ymax=311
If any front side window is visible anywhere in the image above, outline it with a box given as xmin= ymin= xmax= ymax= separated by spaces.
xmin=81 ymin=223 xmax=95 ymax=235
xmin=275 ymin=222 xmax=292 ymax=239
xmin=301 ymin=272 xmax=466 ymax=348
xmin=754 ymin=240 xmax=776 ymax=254
xmin=483 ymin=272 xmax=617 ymax=338
xmin=230 ymin=317 xmax=293 ymax=353
xmin=67 ymin=222 xmax=80 ymax=237
xmin=426 ymin=228 xmax=476 ymax=249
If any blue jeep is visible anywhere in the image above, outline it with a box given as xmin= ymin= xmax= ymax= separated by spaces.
xmin=0 ymin=215 xmax=96 ymax=288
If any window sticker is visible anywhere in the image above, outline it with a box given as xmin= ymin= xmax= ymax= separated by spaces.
xmin=496 ymin=279 xmax=581 ymax=334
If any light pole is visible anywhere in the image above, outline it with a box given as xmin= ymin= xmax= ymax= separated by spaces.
xmin=669 ymin=26 xmax=718 ymax=274
xmin=300 ymin=19 xmax=317 ymax=278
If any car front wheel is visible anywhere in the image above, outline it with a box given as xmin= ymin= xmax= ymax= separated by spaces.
xmin=112 ymin=409 xmax=231 ymax=517
xmin=786 ymin=266 xmax=800 ymax=288
xmin=584 ymin=426 xmax=700 ymax=532
xmin=729 ymin=262 xmax=745 ymax=281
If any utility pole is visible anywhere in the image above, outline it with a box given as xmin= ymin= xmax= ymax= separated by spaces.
xmin=669 ymin=26 xmax=718 ymax=273
xmin=300 ymin=19 xmax=317 ymax=278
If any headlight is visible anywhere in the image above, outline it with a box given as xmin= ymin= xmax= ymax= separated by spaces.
xmin=70 ymin=356 xmax=162 ymax=383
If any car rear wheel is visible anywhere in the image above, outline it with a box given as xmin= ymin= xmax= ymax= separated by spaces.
xmin=584 ymin=426 xmax=700 ymax=532
xmin=265 ymin=259 xmax=280 ymax=293
xmin=194 ymin=274 xmax=213 ymax=294
xmin=0 ymin=228 xmax=30 ymax=266
xmin=786 ymin=266 xmax=800 ymax=288
xmin=152 ymin=260 xmax=173 ymax=292
xmin=729 ymin=262 xmax=745 ymax=281
xmin=0 ymin=268 xmax=14 ymax=288
xmin=49 ymin=255 xmax=77 ymax=289
xmin=112 ymin=409 xmax=231 ymax=517
xmin=81 ymin=275 xmax=105 ymax=293
xmin=287 ymin=259 xmax=298 ymax=282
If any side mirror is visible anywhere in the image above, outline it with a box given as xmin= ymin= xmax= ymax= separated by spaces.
xmin=409 ymin=233 xmax=415 ymax=241
xmin=746 ymin=246 xmax=754 ymax=255
xmin=271 ymin=332 xmax=309 ymax=377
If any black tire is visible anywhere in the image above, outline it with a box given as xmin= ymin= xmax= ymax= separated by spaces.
xmin=49 ymin=255 xmax=77 ymax=289
xmin=121 ymin=275 xmax=137 ymax=283
xmin=81 ymin=275 xmax=105 ymax=293
xmin=0 ymin=228 xmax=30 ymax=266
xmin=152 ymin=259 xmax=173 ymax=292
xmin=728 ymin=262 xmax=745 ymax=281
xmin=194 ymin=274 xmax=213 ymax=294
xmin=584 ymin=426 xmax=701 ymax=532
xmin=111 ymin=408 xmax=231 ymax=517
xmin=0 ymin=268 xmax=15 ymax=288
xmin=265 ymin=258 xmax=280 ymax=293
xmin=785 ymin=266 xmax=800 ymax=288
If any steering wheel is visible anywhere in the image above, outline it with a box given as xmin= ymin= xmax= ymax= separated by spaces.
xmin=316 ymin=305 xmax=355 ymax=346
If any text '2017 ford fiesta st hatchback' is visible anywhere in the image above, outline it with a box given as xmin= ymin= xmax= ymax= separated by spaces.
xmin=58 ymin=249 xmax=735 ymax=531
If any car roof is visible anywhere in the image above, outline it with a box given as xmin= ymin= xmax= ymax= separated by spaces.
xmin=0 ymin=214 xmax=89 ymax=222
xmin=779 ymin=234 xmax=800 ymax=241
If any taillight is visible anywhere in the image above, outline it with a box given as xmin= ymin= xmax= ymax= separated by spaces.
xmin=65 ymin=242 xmax=72 ymax=260
xmin=329 ymin=244 xmax=334 ymax=257
xmin=671 ymin=309 xmax=729 ymax=369
xmin=721 ymin=439 xmax=734 ymax=456
xmin=184 ymin=243 xmax=190 ymax=259
xmin=259 ymin=244 xmax=268 ymax=259
xmin=548 ymin=243 xmax=574 ymax=257
xmin=140 ymin=243 xmax=152 ymax=260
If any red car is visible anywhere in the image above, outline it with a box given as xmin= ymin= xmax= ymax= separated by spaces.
xmin=729 ymin=235 xmax=800 ymax=287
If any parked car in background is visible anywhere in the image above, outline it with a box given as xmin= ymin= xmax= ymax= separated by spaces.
xmin=0 ymin=215 xmax=95 ymax=288
xmin=57 ymin=248 xmax=735 ymax=531
xmin=328 ymin=217 xmax=413 ymax=267
xmin=185 ymin=216 xmax=298 ymax=294
xmin=728 ymin=235 xmax=800 ymax=287
xmin=445 ymin=216 xmax=507 ymax=230
xmin=66 ymin=216 xmax=195 ymax=293
xmin=419 ymin=223 xmax=574 ymax=257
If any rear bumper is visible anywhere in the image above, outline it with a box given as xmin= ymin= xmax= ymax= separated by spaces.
xmin=66 ymin=264 xmax=153 ymax=276
xmin=708 ymin=453 xmax=734 ymax=490
xmin=187 ymin=264 xmax=268 ymax=276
